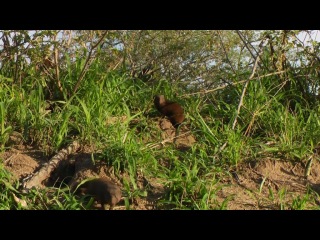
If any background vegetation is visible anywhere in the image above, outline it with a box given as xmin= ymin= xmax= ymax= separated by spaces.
xmin=1 ymin=30 xmax=320 ymax=209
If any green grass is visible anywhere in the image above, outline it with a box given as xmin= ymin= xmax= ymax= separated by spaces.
xmin=1 ymin=58 xmax=320 ymax=210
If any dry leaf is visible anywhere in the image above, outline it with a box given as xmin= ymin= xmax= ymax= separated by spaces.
xmin=12 ymin=193 xmax=28 ymax=209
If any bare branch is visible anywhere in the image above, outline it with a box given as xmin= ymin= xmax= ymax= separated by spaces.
xmin=217 ymin=39 xmax=266 ymax=153
xmin=182 ymin=70 xmax=287 ymax=97
xmin=244 ymin=78 xmax=289 ymax=136
xmin=232 ymin=50 xmax=261 ymax=130
xmin=72 ymin=31 xmax=108 ymax=95
xmin=217 ymin=31 xmax=236 ymax=74
xmin=53 ymin=32 xmax=63 ymax=95
xmin=236 ymin=30 xmax=263 ymax=69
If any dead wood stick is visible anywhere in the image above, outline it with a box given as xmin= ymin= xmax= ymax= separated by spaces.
xmin=217 ymin=41 xmax=265 ymax=154
xmin=23 ymin=141 xmax=80 ymax=190
xmin=181 ymin=70 xmax=287 ymax=97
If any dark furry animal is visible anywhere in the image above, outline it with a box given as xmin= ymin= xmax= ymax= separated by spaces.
xmin=79 ymin=177 xmax=122 ymax=210
xmin=154 ymin=95 xmax=185 ymax=128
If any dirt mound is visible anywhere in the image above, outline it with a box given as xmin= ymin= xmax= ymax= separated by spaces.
xmin=157 ymin=118 xmax=196 ymax=150
xmin=2 ymin=151 xmax=39 ymax=180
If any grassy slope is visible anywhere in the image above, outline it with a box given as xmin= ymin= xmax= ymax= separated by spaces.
xmin=1 ymin=66 xmax=320 ymax=210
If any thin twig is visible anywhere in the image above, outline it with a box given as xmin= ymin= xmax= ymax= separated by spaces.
xmin=236 ymin=30 xmax=262 ymax=69
xmin=218 ymin=40 xmax=265 ymax=153
xmin=244 ymin=78 xmax=289 ymax=136
xmin=141 ymin=131 xmax=192 ymax=150
xmin=232 ymin=49 xmax=261 ymax=130
xmin=4 ymin=153 xmax=19 ymax=163
xmin=66 ymin=30 xmax=73 ymax=47
xmin=217 ymin=31 xmax=236 ymax=75
xmin=53 ymin=32 xmax=63 ymax=94
xmin=250 ymin=168 xmax=280 ymax=191
xmin=181 ymin=70 xmax=287 ymax=97
xmin=72 ymin=31 xmax=108 ymax=95
xmin=112 ymin=58 xmax=123 ymax=70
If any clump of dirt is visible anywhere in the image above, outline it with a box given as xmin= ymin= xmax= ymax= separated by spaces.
xmin=1 ymin=139 xmax=50 ymax=183
xmin=2 ymin=151 xmax=39 ymax=181
xmin=156 ymin=118 xmax=196 ymax=150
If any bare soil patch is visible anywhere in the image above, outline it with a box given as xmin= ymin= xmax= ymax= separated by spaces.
xmin=216 ymin=159 xmax=320 ymax=209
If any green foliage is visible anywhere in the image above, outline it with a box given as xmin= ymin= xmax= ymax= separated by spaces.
xmin=0 ymin=30 xmax=320 ymax=209
xmin=0 ymin=163 xmax=20 ymax=209
xmin=0 ymin=102 xmax=12 ymax=151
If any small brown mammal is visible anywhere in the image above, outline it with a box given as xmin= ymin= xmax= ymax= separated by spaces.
xmin=154 ymin=95 xmax=185 ymax=128
xmin=79 ymin=177 xmax=122 ymax=210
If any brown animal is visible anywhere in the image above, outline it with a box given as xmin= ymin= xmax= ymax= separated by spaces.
xmin=78 ymin=177 xmax=122 ymax=210
xmin=154 ymin=95 xmax=185 ymax=128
